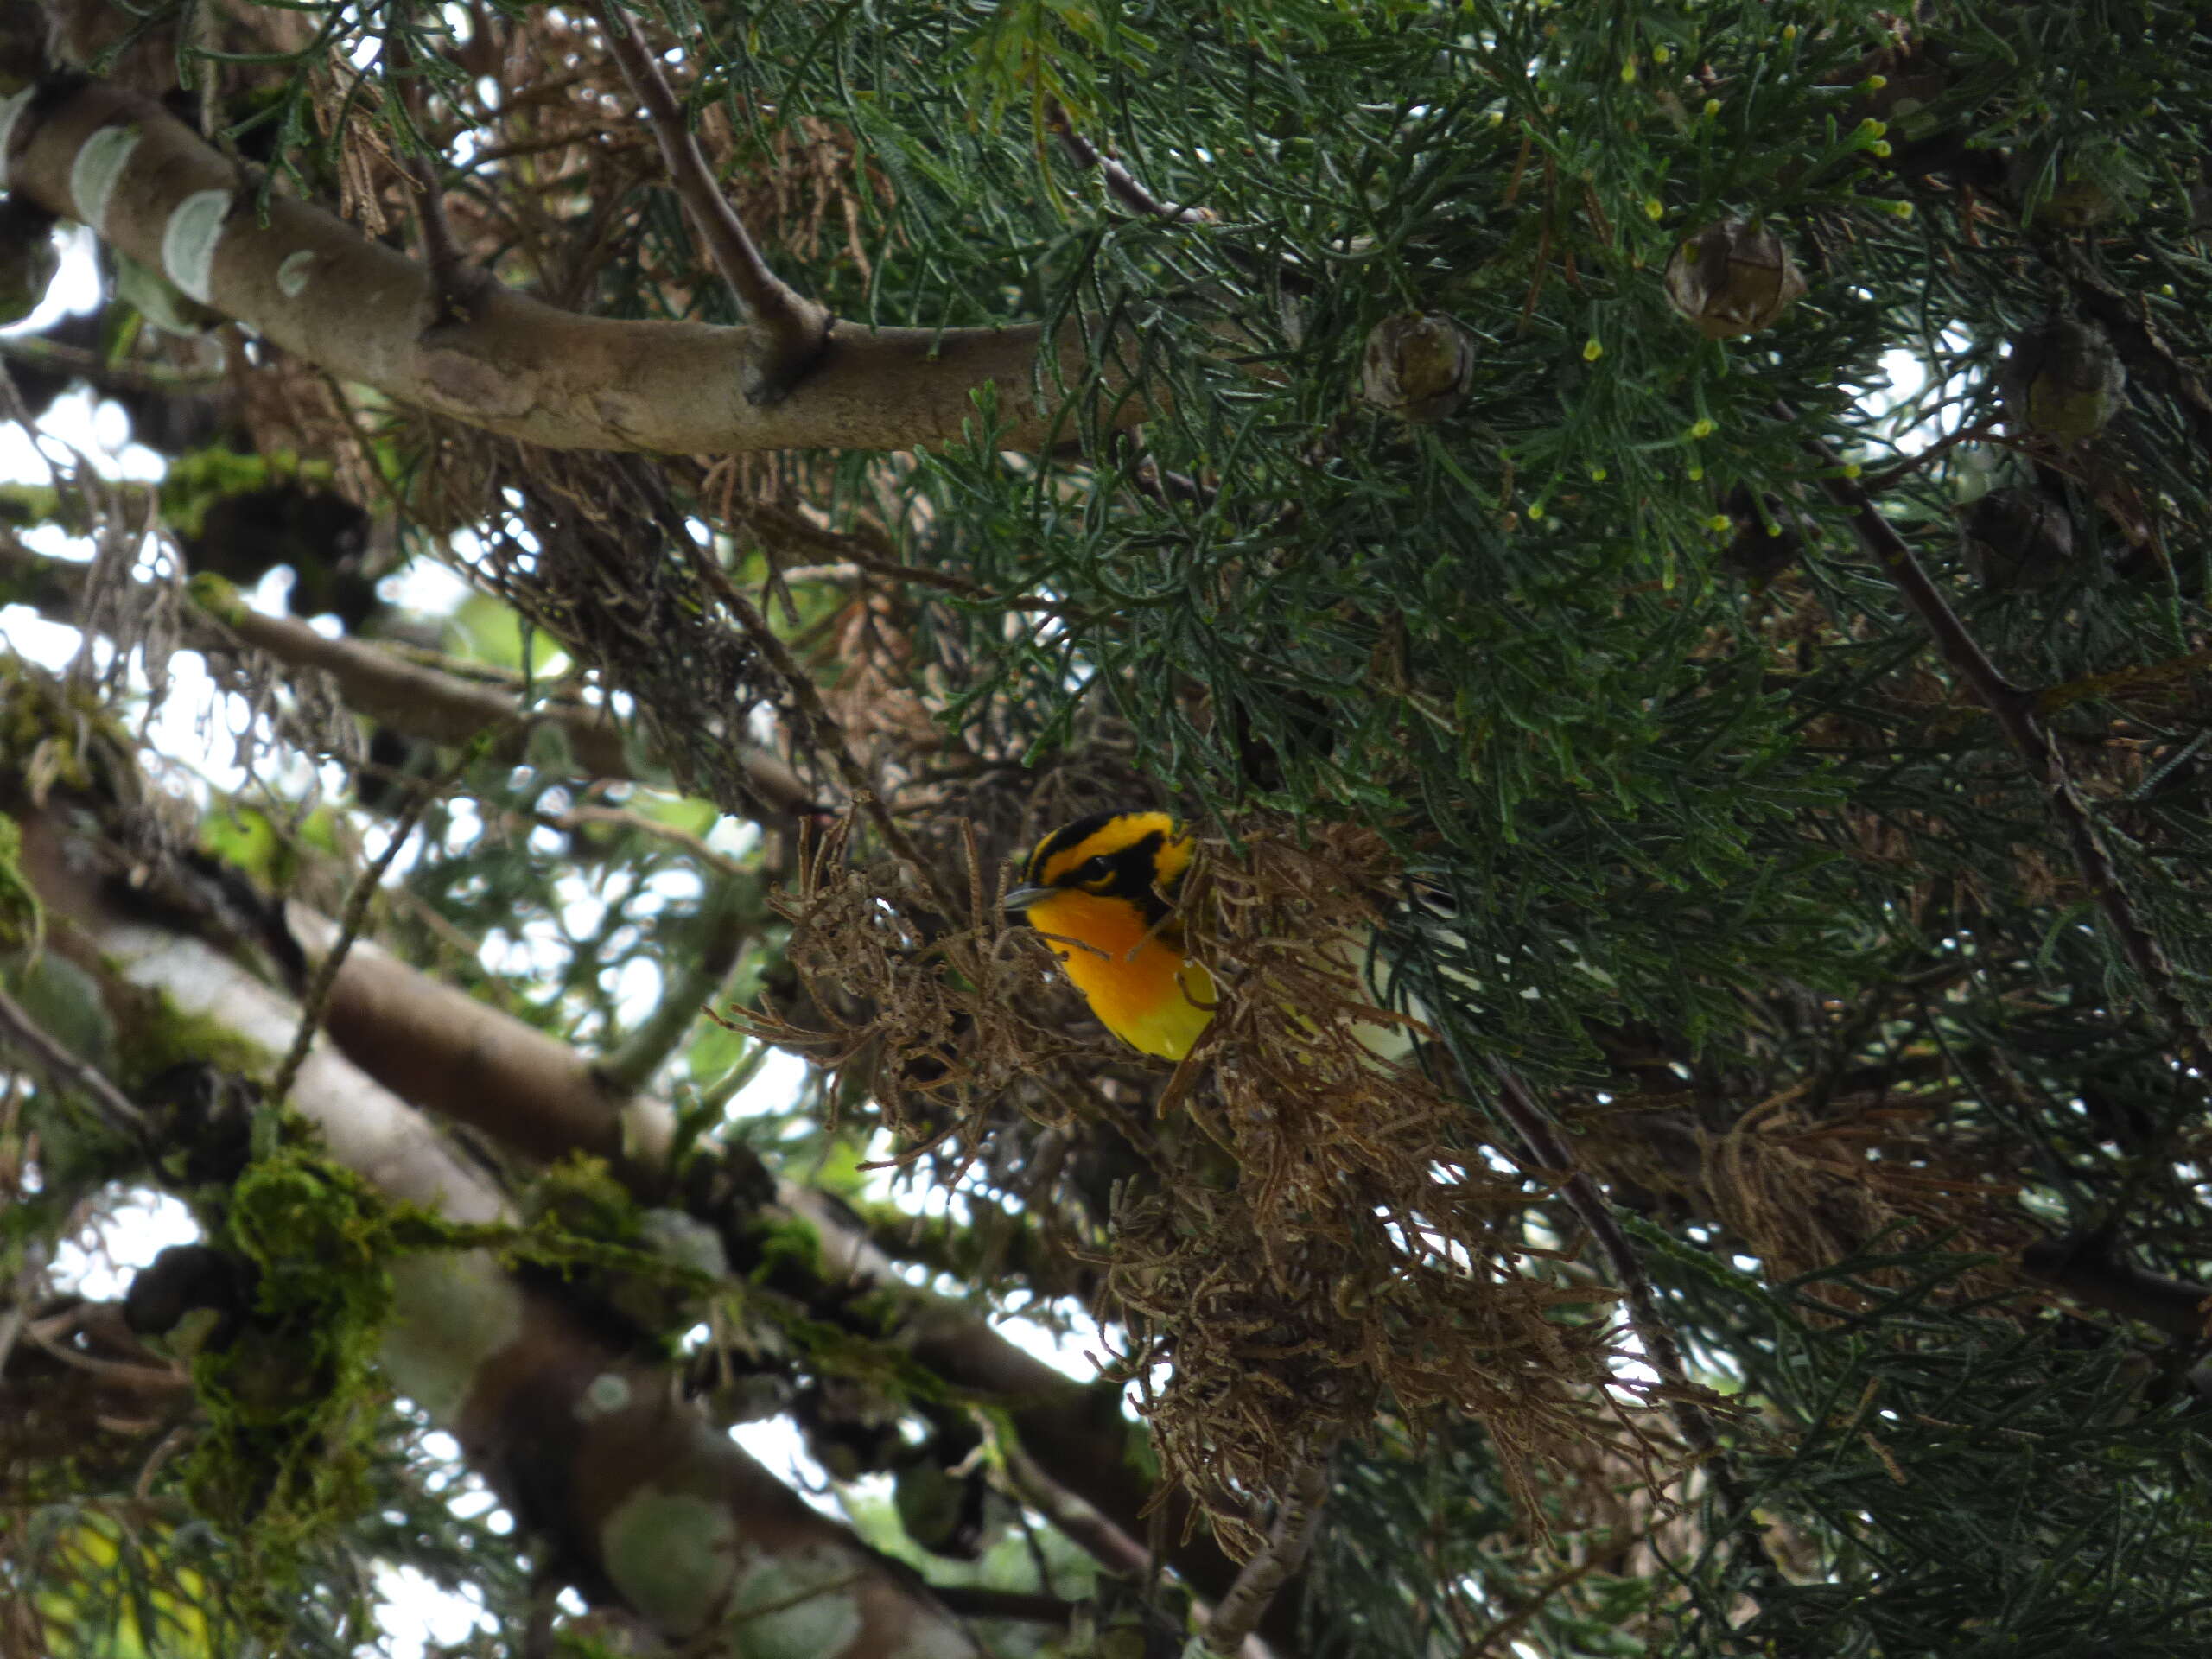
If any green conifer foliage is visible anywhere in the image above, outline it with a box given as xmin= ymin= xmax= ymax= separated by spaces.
xmin=6 ymin=0 xmax=2212 ymax=1654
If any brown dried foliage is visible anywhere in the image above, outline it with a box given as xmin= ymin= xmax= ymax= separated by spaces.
xmin=1575 ymin=1084 xmax=2034 ymax=1315
xmin=414 ymin=429 xmax=797 ymax=818
xmin=760 ymin=814 xmax=1656 ymax=1552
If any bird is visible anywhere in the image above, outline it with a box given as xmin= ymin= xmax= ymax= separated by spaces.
xmin=1001 ymin=809 xmax=1218 ymax=1062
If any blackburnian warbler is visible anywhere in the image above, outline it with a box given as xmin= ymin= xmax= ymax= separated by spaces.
xmin=1002 ymin=810 xmax=1217 ymax=1062
xmin=1005 ymin=808 xmax=1436 ymax=1070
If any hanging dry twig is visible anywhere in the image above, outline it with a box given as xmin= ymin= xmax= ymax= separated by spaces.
xmin=1048 ymin=101 xmax=1208 ymax=225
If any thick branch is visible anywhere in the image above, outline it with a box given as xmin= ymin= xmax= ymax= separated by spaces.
xmin=0 ymin=539 xmax=820 ymax=817
xmin=13 ymin=801 xmax=974 ymax=1656
xmin=590 ymin=1 xmax=830 ymax=404
xmin=2 ymin=77 xmax=1130 ymax=454
xmin=283 ymin=906 xmax=1267 ymax=1624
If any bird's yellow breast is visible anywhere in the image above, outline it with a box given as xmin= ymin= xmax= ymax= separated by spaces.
xmin=1023 ymin=887 xmax=1216 ymax=1061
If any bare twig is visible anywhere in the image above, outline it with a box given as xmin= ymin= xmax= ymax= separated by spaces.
xmin=1855 ymin=418 xmax=2001 ymax=494
xmin=684 ymin=544 xmax=953 ymax=914
xmin=24 ymin=1310 xmax=187 ymax=1391
xmin=1201 ymin=1457 xmax=1330 ymax=1656
xmin=716 ymin=496 xmax=1081 ymax=614
xmin=1107 ymin=427 xmax=1218 ymax=512
xmin=590 ymin=0 xmax=831 ymax=404
xmin=2019 ymin=1236 xmax=2212 ymax=1340
xmin=0 ymin=985 xmax=150 ymax=1146
xmin=537 ymin=801 xmax=748 ymax=874
xmin=133 ymin=1422 xmax=194 ymax=1503
xmin=0 ymin=335 xmax=225 ymax=393
xmin=595 ymin=868 xmax=760 ymax=1093
xmin=786 ymin=556 xmax=1067 ymax=612
xmin=995 ymin=1432 xmax=1153 ymax=1580
xmin=269 ymin=741 xmax=482 ymax=1104
xmin=197 ymin=592 xmax=817 ymax=818
xmin=1788 ymin=404 xmax=2205 ymax=1065
xmin=1463 ymin=1550 xmax=1613 ymax=1655
xmin=1048 ymin=103 xmax=1207 ymax=225
xmin=1488 ymin=1065 xmax=1784 ymax=1597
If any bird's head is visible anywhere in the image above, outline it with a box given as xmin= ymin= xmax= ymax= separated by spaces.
xmin=1002 ymin=809 xmax=1192 ymax=937
xmin=1004 ymin=809 xmax=1213 ymax=1060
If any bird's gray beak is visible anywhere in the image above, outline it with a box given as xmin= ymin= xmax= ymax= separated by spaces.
xmin=1002 ymin=884 xmax=1053 ymax=914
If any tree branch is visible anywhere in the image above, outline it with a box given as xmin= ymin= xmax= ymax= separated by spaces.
xmin=1789 ymin=406 xmax=2205 ymax=1064
xmin=1048 ymin=104 xmax=1207 ymax=225
xmin=994 ymin=1431 xmax=1153 ymax=1579
xmin=589 ymin=1 xmax=831 ymax=404
xmin=0 ymin=538 xmax=821 ymax=818
xmin=3 ymin=75 xmax=1133 ymax=454
xmin=719 ymin=499 xmax=1075 ymax=612
xmin=1201 ymin=1457 xmax=1329 ymax=1656
xmin=0 ymin=982 xmax=149 ymax=1146
xmin=2019 ymin=1236 xmax=2212 ymax=1341
xmin=12 ymin=798 xmax=976 ymax=1655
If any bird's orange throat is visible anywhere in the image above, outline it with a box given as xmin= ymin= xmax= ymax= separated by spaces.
xmin=1025 ymin=888 xmax=1216 ymax=1061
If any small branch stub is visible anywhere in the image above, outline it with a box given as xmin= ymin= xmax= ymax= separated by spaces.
xmin=591 ymin=0 xmax=832 ymax=406
xmin=1962 ymin=486 xmax=2078 ymax=593
xmin=1663 ymin=218 xmax=1806 ymax=339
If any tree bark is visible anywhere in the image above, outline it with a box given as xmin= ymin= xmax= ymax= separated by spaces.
xmin=1 ymin=77 xmax=1132 ymax=455
xmin=9 ymin=796 xmax=978 ymax=1657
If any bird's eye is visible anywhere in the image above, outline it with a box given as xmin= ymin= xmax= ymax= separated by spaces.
xmin=1076 ymin=855 xmax=1114 ymax=884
